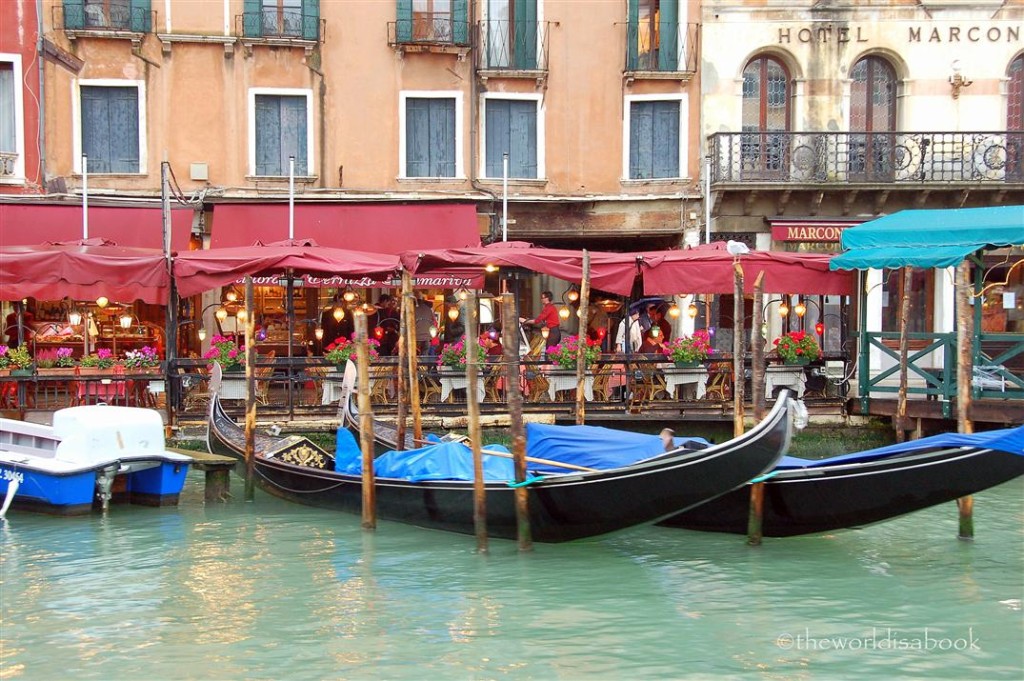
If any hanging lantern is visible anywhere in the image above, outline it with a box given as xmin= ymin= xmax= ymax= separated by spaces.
xmin=428 ymin=325 xmax=438 ymax=338
xmin=69 ymin=310 xmax=82 ymax=326
xmin=541 ymin=327 xmax=550 ymax=340
xmin=343 ymin=287 xmax=357 ymax=303
xmin=333 ymin=306 xmax=345 ymax=322
xmin=96 ymin=296 xmax=109 ymax=309
xmin=558 ymin=306 xmax=570 ymax=320
xmin=447 ymin=306 xmax=460 ymax=322
xmin=778 ymin=302 xmax=789 ymax=317
xmin=649 ymin=326 xmax=660 ymax=338
xmin=484 ymin=263 xmax=499 ymax=273
xmin=236 ymin=308 xmax=248 ymax=322
xmin=815 ymin=321 xmax=824 ymax=336
xmin=687 ymin=303 xmax=699 ymax=319
xmin=794 ymin=301 xmax=807 ymax=318
xmin=314 ymin=327 xmax=324 ymax=341
xmin=119 ymin=313 xmax=133 ymax=329
xmin=198 ymin=327 xmax=207 ymax=341
xmin=225 ymin=289 xmax=238 ymax=303
xmin=374 ymin=326 xmax=384 ymax=339
xmin=667 ymin=303 xmax=681 ymax=319
xmin=457 ymin=289 xmax=469 ymax=301
xmin=215 ymin=307 xmax=228 ymax=322
xmin=567 ymin=286 xmax=580 ymax=303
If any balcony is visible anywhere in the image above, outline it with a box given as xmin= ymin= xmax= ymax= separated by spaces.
xmin=237 ymin=9 xmax=323 ymax=53
xmin=475 ymin=20 xmax=549 ymax=81
xmin=388 ymin=13 xmax=471 ymax=57
xmin=624 ymin=22 xmax=698 ymax=79
xmin=58 ymin=3 xmax=153 ymax=42
xmin=709 ymin=131 xmax=1024 ymax=187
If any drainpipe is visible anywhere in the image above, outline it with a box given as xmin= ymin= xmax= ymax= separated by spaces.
xmin=36 ymin=0 xmax=46 ymax=188
xmin=468 ymin=2 xmax=499 ymax=240
xmin=305 ymin=46 xmax=326 ymax=187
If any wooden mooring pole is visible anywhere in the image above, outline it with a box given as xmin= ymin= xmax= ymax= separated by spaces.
xmin=955 ymin=260 xmax=975 ymax=539
xmin=747 ymin=272 xmax=766 ymax=546
xmin=243 ymin=276 xmax=256 ymax=502
xmin=502 ymin=294 xmax=532 ymax=551
xmin=354 ymin=311 xmax=377 ymax=530
xmin=895 ymin=266 xmax=912 ymax=444
xmin=575 ymin=251 xmax=591 ymax=425
xmin=395 ymin=273 xmax=412 ymax=450
xmin=464 ymin=291 xmax=487 ymax=552
xmin=403 ymin=272 xmax=423 ymax=444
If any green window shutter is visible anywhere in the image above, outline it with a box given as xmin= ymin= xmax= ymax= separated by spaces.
xmin=81 ymin=86 xmax=139 ymax=173
xmin=255 ymin=96 xmax=281 ymax=175
xmin=626 ymin=0 xmax=639 ymax=70
xmin=280 ymin=96 xmax=308 ymax=174
xmin=512 ymin=0 xmax=537 ymax=70
xmin=243 ymin=0 xmax=262 ymax=37
xmin=396 ymin=0 xmax=412 ymax=42
xmin=652 ymin=101 xmax=679 ymax=176
xmin=485 ymin=100 xmax=509 ymax=177
xmin=658 ymin=0 xmax=678 ymax=71
xmin=129 ymin=0 xmax=151 ymax=32
xmin=302 ymin=0 xmax=319 ymax=40
xmin=63 ymin=0 xmax=85 ymax=30
xmin=406 ymin=98 xmax=429 ymax=176
xmin=452 ymin=0 xmax=469 ymax=45
xmin=509 ymin=100 xmax=537 ymax=178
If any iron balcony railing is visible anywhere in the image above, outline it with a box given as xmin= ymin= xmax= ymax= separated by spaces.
xmin=58 ymin=3 xmax=153 ymax=32
xmin=389 ymin=13 xmax=471 ymax=48
xmin=710 ymin=131 xmax=1024 ymax=185
xmin=624 ymin=22 xmax=699 ymax=73
xmin=475 ymin=20 xmax=550 ymax=72
xmin=238 ymin=10 xmax=324 ymax=41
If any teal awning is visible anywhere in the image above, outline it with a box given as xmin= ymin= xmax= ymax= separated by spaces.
xmin=830 ymin=205 xmax=1024 ymax=270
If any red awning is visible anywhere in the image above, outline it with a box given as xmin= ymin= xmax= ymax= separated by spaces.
xmin=402 ymin=242 xmax=642 ymax=296
xmin=0 ymin=202 xmax=194 ymax=250
xmin=638 ymin=248 xmax=854 ymax=295
xmin=173 ymin=239 xmax=402 ymax=298
xmin=209 ymin=202 xmax=481 ymax=251
xmin=0 ymin=238 xmax=170 ymax=304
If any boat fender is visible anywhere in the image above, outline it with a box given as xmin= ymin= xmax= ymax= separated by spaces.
xmin=507 ymin=475 xmax=547 ymax=488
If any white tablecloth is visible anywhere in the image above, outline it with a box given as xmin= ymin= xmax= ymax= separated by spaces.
xmin=661 ymin=366 xmax=709 ymax=399
xmin=545 ymin=372 xmax=594 ymax=401
xmin=766 ymin=365 xmax=807 ymax=399
xmin=219 ymin=376 xmax=248 ymax=400
xmin=439 ymin=371 xmax=486 ymax=403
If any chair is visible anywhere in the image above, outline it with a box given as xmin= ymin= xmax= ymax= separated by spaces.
xmin=179 ymin=367 xmax=211 ymax=412
xmin=369 ymin=365 xmax=394 ymax=404
xmin=484 ymin=364 xmax=504 ymax=402
xmin=304 ymin=365 xmax=330 ymax=405
xmin=590 ymin=362 xmax=614 ymax=402
xmin=705 ymin=362 xmax=732 ymax=401
xmin=627 ymin=362 xmax=667 ymax=411
xmin=419 ymin=373 xmax=441 ymax=403
xmin=254 ymin=364 xmax=275 ymax=405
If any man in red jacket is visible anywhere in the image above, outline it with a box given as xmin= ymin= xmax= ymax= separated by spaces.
xmin=520 ymin=290 xmax=561 ymax=349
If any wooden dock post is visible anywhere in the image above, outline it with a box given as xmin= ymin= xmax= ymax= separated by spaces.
xmin=464 ymin=291 xmax=488 ymax=552
xmin=747 ymin=272 xmax=766 ymax=546
xmin=403 ymin=272 xmax=423 ymax=444
xmin=732 ymin=261 xmax=745 ymax=439
xmin=354 ymin=311 xmax=377 ymax=530
xmin=396 ymin=272 xmax=412 ymax=450
xmin=243 ymin=276 xmax=256 ymax=502
xmin=502 ymin=294 xmax=532 ymax=551
xmin=575 ymin=251 xmax=591 ymax=425
xmin=895 ymin=266 xmax=912 ymax=443
xmin=956 ymin=260 xmax=975 ymax=539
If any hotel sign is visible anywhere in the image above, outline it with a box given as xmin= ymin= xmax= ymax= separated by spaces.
xmin=778 ymin=25 xmax=1020 ymax=44
xmin=771 ymin=222 xmax=857 ymax=242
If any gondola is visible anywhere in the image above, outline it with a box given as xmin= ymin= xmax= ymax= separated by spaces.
xmin=658 ymin=427 xmax=1024 ymax=537
xmin=206 ymin=364 xmax=796 ymax=543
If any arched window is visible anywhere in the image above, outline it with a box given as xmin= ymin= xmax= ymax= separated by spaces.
xmin=740 ymin=55 xmax=790 ymax=178
xmin=1008 ymin=55 xmax=1023 ymax=181
xmin=849 ymin=55 xmax=897 ymax=181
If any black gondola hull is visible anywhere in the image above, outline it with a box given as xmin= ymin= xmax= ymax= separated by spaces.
xmin=659 ymin=446 xmax=1024 ymax=537
xmin=208 ymin=394 xmax=793 ymax=542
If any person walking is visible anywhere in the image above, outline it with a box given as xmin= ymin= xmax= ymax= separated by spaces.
xmin=520 ymin=290 xmax=561 ymax=350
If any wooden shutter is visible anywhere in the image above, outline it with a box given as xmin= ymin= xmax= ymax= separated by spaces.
xmin=429 ymin=99 xmax=456 ymax=177
xmin=281 ymin=96 xmax=308 ymax=174
xmin=129 ymin=0 xmax=151 ymax=32
xmin=396 ymin=0 xmax=412 ymax=42
xmin=302 ymin=0 xmax=319 ymax=40
xmin=626 ymin=0 xmax=639 ymax=70
xmin=509 ymin=100 xmax=537 ymax=178
xmin=658 ymin=0 xmax=678 ymax=71
xmin=255 ymin=96 xmax=281 ymax=175
xmin=243 ymin=0 xmax=262 ymax=37
xmin=453 ymin=0 xmax=469 ymax=45
xmin=63 ymin=0 xmax=85 ymax=29
xmin=512 ymin=0 xmax=537 ymax=70
xmin=629 ymin=101 xmax=652 ymax=178
xmin=109 ymin=87 xmax=140 ymax=172
xmin=405 ymin=98 xmax=429 ymax=176
xmin=652 ymin=100 xmax=679 ymax=177
xmin=485 ymin=100 xmax=509 ymax=177
xmin=81 ymin=87 xmax=111 ymax=172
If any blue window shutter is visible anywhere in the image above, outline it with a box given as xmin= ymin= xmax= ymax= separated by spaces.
xmin=430 ymin=99 xmax=456 ymax=177
xmin=512 ymin=0 xmax=537 ymax=70
xmin=109 ymin=87 xmax=140 ymax=172
xmin=485 ymin=100 xmax=510 ymax=177
xmin=255 ymin=96 xmax=281 ymax=175
xmin=509 ymin=101 xmax=537 ymax=178
xmin=658 ymin=0 xmax=678 ymax=71
xmin=396 ymin=0 xmax=412 ymax=42
xmin=452 ymin=0 xmax=469 ymax=45
xmin=81 ymin=88 xmax=111 ymax=172
xmin=626 ymin=0 xmax=639 ymax=70
xmin=243 ymin=0 xmax=262 ymax=37
xmin=406 ymin=98 xmax=429 ymax=176
xmin=652 ymin=101 xmax=679 ymax=177
xmin=629 ymin=101 xmax=652 ymax=178
xmin=63 ymin=0 xmax=84 ymax=29
xmin=280 ymin=96 xmax=308 ymax=175
xmin=302 ymin=0 xmax=319 ymax=40
xmin=129 ymin=0 xmax=151 ymax=32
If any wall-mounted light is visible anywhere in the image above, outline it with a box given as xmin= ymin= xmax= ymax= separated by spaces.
xmin=794 ymin=300 xmax=807 ymax=318
xmin=96 ymin=296 xmax=109 ymax=308
xmin=119 ymin=313 xmax=133 ymax=329
xmin=69 ymin=310 xmax=82 ymax=326
xmin=949 ymin=59 xmax=973 ymax=99
xmin=447 ymin=306 xmax=460 ymax=322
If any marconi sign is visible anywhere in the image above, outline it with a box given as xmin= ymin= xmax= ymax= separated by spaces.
xmin=778 ymin=25 xmax=1020 ymax=45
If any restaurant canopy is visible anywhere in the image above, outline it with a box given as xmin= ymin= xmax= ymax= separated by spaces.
xmin=0 ymin=238 xmax=170 ymax=304
xmin=0 ymin=201 xmax=194 ymax=250
xmin=400 ymin=242 xmax=641 ymax=296
xmin=638 ymin=247 xmax=854 ymax=296
xmin=830 ymin=205 xmax=1024 ymax=270
xmin=172 ymin=239 xmax=402 ymax=297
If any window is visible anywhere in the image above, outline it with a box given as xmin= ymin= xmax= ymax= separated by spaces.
xmin=63 ymin=0 xmax=151 ymax=32
xmin=401 ymin=93 xmax=462 ymax=178
xmin=78 ymin=82 xmax=144 ymax=174
xmin=251 ymin=90 xmax=311 ymax=176
xmin=0 ymin=55 xmax=25 ymax=182
xmin=849 ymin=55 xmax=897 ymax=181
xmin=881 ymin=269 xmax=934 ymax=335
xmin=396 ymin=0 xmax=469 ymax=45
xmin=242 ymin=0 xmax=319 ymax=40
xmin=741 ymin=55 xmax=790 ymax=178
xmin=483 ymin=97 xmax=540 ymax=179
xmin=624 ymin=97 xmax=683 ymax=179
xmin=485 ymin=0 xmax=537 ymax=69
xmin=626 ymin=0 xmax=679 ymax=71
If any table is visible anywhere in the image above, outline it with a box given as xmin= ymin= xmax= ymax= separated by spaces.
xmin=661 ymin=366 xmax=709 ymax=400
xmin=76 ymin=378 xmax=128 ymax=404
xmin=321 ymin=372 xmax=347 ymax=405
xmin=439 ymin=370 xmax=486 ymax=403
xmin=766 ymin=365 xmax=807 ymax=399
xmin=545 ymin=370 xmax=594 ymax=401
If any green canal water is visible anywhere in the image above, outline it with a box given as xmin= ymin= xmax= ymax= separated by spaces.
xmin=0 ymin=475 xmax=1021 ymax=679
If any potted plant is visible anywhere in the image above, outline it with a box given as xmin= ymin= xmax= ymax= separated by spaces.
xmin=773 ymin=330 xmax=821 ymax=365
xmin=324 ymin=335 xmax=380 ymax=369
xmin=437 ymin=338 xmax=487 ymax=371
xmin=123 ymin=345 xmax=162 ymax=373
xmin=6 ymin=345 xmax=34 ymax=376
xmin=663 ymin=330 xmax=712 ymax=368
xmin=80 ymin=348 xmax=118 ymax=373
xmin=0 ymin=344 xmax=10 ymax=376
xmin=203 ymin=335 xmax=245 ymax=372
xmin=547 ymin=335 xmax=600 ymax=370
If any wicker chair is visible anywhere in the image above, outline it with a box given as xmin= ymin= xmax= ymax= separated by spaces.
xmin=705 ymin=362 xmax=733 ymax=401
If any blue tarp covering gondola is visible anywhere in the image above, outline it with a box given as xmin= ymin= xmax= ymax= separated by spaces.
xmin=830 ymin=205 xmax=1024 ymax=270
xmin=336 ymin=441 xmax=516 ymax=481
xmin=523 ymin=423 xmax=709 ymax=473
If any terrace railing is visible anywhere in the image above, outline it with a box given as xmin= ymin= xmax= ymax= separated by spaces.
xmin=476 ymin=20 xmax=550 ymax=72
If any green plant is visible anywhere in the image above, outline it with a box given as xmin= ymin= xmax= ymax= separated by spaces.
xmin=80 ymin=348 xmax=118 ymax=369
xmin=547 ymin=335 xmax=600 ymax=370
xmin=664 ymin=330 xmax=712 ymax=364
xmin=55 ymin=347 xmax=76 ymax=368
xmin=774 ymin=330 xmax=821 ymax=363
xmin=5 ymin=346 xmax=33 ymax=370
xmin=437 ymin=338 xmax=487 ymax=370
xmin=35 ymin=347 xmax=59 ymax=368
xmin=123 ymin=346 xmax=161 ymax=369
xmin=324 ymin=335 xmax=380 ymax=365
xmin=203 ymin=335 xmax=245 ymax=370
xmin=0 ymin=345 xmax=8 ymax=369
